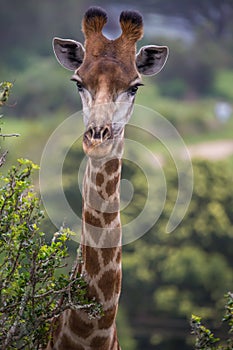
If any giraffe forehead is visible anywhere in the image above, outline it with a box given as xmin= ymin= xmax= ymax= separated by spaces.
xmin=78 ymin=58 xmax=139 ymax=93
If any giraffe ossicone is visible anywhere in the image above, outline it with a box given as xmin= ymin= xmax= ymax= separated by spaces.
xmin=46 ymin=6 xmax=168 ymax=349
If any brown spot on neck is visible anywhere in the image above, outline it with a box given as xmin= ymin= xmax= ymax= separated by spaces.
xmin=90 ymin=335 xmax=110 ymax=349
xmin=98 ymin=305 xmax=117 ymax=329
xmin=101 ymin=247 xmax=117 ymax=266
xmin=84 ymin=246 xmax=101 ymax=277
xmin=106 ymin=175 xmax=120 ymax=197
xmin=68 ymin=310 xmax=94 ymax=339
xmin=98 ymin=269 xmax=122 ymax=301
xmin=103 ymin=211 xmax=118 ymax=225
xmin=105 ymin=158 xmax=120 ymax=175
xmin=96 ymin=172 xmax=104 ymax=186
xmin=84 ymin=210 xmax=102 ymax=227
xmin=57 ymin=333 xmax=85 ymax=350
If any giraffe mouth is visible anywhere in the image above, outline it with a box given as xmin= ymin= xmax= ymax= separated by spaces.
xmin=83 ymin=125 xmax=113 ymax=158
xmin=83 ymin=139 xmax=114 ymax=158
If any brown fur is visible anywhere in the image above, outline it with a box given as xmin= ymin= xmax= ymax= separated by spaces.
xmin=105 ymin=159 xmax=120 ymax=175
xmin=98 ymin=269 xmax=121 ymax=301
xmin=56 ymin=334 xmax=85 ymax=350
xmin=85 ymin=246 xmax=101 ymax=277
xmin=101 ymin=247 xmax=118 ymax=266
xmin=96 ymin=172 xmax=105 ymax=186
xmin=116 ymin=249 xmax=122 ymax=264
xmin=105 ymin=176 xmax=120 ymax=197
xmin=78 ymin=9 xmax=143 ymax=88
xmin=78 ymin=58 xmax=138 ymax=98
xmin=90 ymin=335 xmax=109 ymax=348
xmin=84 ymin=210 xmax=102 ymax=227
xmin=98 ymin=305 xmax=117 ymax=329
xmin=68 ymin=310 xmax=94 ymax=338
xmin=103 ymin=211 xmax=118 ymax=225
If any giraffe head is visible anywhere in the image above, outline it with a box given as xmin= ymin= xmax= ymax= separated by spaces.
xmin=53 ymin=7 xmax=168 ymax=158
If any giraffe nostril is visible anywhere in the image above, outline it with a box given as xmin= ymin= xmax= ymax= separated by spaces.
xmin=85 ymin=126 xmax=94 ymax=140
xmin=85 ymin=126 xmax=111 ymax=141
xmin=101 ymin=126 xmax=111 ymax=140
xmin=89 ymin=127 xmax=94 ymax=138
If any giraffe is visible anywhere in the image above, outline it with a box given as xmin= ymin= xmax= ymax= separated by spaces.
xmin=48 ymin=6 xmax=168 ymax=350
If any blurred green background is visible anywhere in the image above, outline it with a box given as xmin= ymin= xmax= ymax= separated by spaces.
xmin=1 ymin=1 xmax=233 ymax=349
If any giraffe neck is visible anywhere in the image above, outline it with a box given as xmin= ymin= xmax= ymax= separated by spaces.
xmin=46 ymin=139 xmax=124 ymax=350
xmin=80 ymin=159 xmax=122 ymax=303
xmin=57 ymin=138 xmax=123 ymax=349
xmin=82 ymin=156 xmax=122 ymax=248
xmin=80 ymin=136 xmax=124 ymax=305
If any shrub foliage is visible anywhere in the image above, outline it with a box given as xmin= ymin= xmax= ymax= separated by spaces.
xmin=0 ymin=159 xmax=101 ymax=349
xmin=191 ymin=292 xmax=233 ymax=349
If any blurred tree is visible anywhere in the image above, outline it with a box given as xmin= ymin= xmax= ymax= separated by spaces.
xmin=10 ymin=58 xmax=81 ymax=117
xmin=97 ymin=0 xmax=233 ymax=40
xmin=121 ymin=159 xmax=233 ymax=349
xmin=0 ymin=0 xmax=86 ymax=66
xmin=154 ymin=0 xmax=233 ymax=40
xmin=154 ymin=39 xmax=215 ymax=98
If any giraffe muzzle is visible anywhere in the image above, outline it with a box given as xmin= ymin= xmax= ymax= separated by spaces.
xmin=85 ymin=125 xmax=112 ymax=142
xmin=83 ymin=125 xmax=113 ymax=158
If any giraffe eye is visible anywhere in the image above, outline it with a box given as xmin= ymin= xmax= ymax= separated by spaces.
xmin=128 ymin=85 xmax=138 ymax=96
xmin=76 ymin=82 xmax=84 ymax=92
xmin=71 ymin=78 xmax=84 ymax=92
xmin=128 ymin=83 xmax=144 ymax=96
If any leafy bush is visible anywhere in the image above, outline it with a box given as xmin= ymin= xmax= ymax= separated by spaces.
xmin=0 ymin=81 xmax=13 ymax=107
xmin=0 ymin=160 xmax=101 ymax=349
xmin=191 ymin=292 xmax=233 ymax=349
xmin=0 ymin=80 xmax=101 ymax=349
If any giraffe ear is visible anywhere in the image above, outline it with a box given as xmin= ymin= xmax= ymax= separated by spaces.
xmin=136 ymin=45 xmax=169 ymax=76
xmin=52 ymin=37 xmax=85 ymax=71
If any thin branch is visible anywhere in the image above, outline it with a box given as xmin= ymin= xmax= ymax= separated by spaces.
xmin=34 ymin=279 xmax=78 ymax=299
xmin=0 ymin=133 xmax=20 ymax=138
xmin=0 ymin=150 xmax=8 ymax=167
xmin=3 ymin=289 xmax=31 ymax=350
